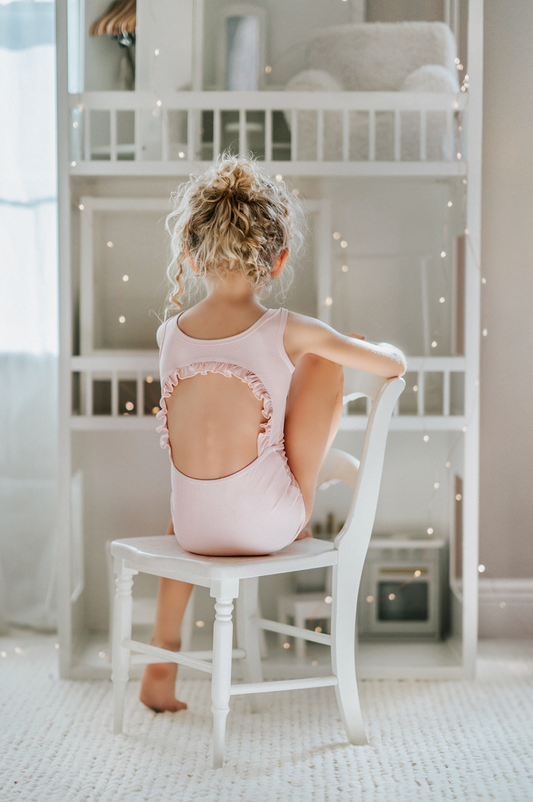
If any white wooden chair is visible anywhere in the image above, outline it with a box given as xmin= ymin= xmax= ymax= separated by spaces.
xmin=110 ymin=371 xmax=404 ymax=768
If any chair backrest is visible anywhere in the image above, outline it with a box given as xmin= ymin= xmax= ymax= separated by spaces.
xmin=318 ymin=370 xmax=405 ymax=582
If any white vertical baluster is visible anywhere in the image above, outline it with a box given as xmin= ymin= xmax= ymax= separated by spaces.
xmin=86 ymin=371 xmax=93 ymax=417
xmin=291 ymin=109 xmax=298 ymax=162
xmin=112 ymin=371 xmax=118 ymax=417
xmin=444 ymin=0 xmax=451 ymax=26
xmin=161 ymin=109 xmax=169 ymax=161
xmin=417 ymin=371 xmax=425 ymax=417
xmin=342 ymin=109 xmax=349 ymax=162
xmin=420 ymin=110 xmax=427 ymax=161
xmin=187 ymin=109 xmax=195 ymax=161
xmin=317 ymin=109 xmax=324 ymax=161
xmin=368 ymin=110 xmax=375 ymax=161
xmin=239 ymin=108 xmax=246 ymax=156
xmin=452 ymin=0 xmax=460 ymax=46
xmin=394 ymin=109 xmax=400 ymax=161
xmin=136 ymin=372 xmax=143 ymax=417
xmin=84 ymin=108 xmax=91 ymax=161
xmin=213 ymin=108 xmax=221 ymax=159
xmin=443 ymin=370 xmax=450 ymax=417
xmin=110 ymin=109 xmax=117 ymax=161
xmin=265 ymin=109 xmax=272 ymax=162
xmin=447 ymin=109 xmax=453 ymax=161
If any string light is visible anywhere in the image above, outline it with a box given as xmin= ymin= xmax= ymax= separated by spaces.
xmin=388 ymin=593 xmax=395 ymax=600
xmin=333 ymin=232 xmax=341 ymax=240
xmin=292 ymin=188 xmax=299 ymax=195
xmin=14 ymin=647 xmax=22 ymax=654
xmin=324 ymin=297 xmax=333 ymax=306
xmin=78 ymin=204 xmax=84 ymax=210
xmin=107 ymin=241 xmax=114 ymax=248
xmin=125 ymin=402 xmax=134 ymax=411
xmin=478 ymin=564 xmax=486 ymax=573
xmin=265 ymin=65 xmax=272 ymax=74
xmin=54 ymin=643 xmax=59 ymax=649
xmin=366 ymin=595 xmax=374 ymax=603
xmin=119 ymin=316 xmax=126 ymax=323
xmin=445 ymin=461 xmax=451 ymax=468
xmin=122 ymin=274 xmax=129 ymax=282
xmin=324 ymin=596 xmax=332 ymax=603
xmin=427 ymin=528 xmax=434 ymax=535
xmin=341 ymin=264 xmax=348 ymax=272
xmin=146 ymin=376 xmax=153 ymax=384
xmin=423 ymin=435 xmax=429 ymax=442
xmin=1 ymin=651 xmax=6 ymax=658
xmin=195 ymin=620 xmax=205 ymax=627
xmin=481 ymin=277 xmax=487 ymax=284
xmin=434 ymin=482 xmax=440 ymax=489
xmin=275 ymin=174 xmax=283 ymax=181
xmin=178 ymin=151 xmax=185 ymax=158
xmin=314 ymin=626 xmax=322 ymax=632
xmin=413 ymin=385 xmax=418 ymax=392
xmin=283 ymin=642 xmax=290 ymax=649
xmin=156 ymin=99 xmax=162 ymax=107
xmin=455 ymin=494 xmax=462 ymax=501
xmin=151 ymin=405 xmax=160 ymax=414
xmin=73 ymin=121 xmax=79 ymax=128
xmin=340 ymin=240 xmax=348 ymax=248
xmin=431 ymin=340 xmax=437 ymax=348
xmin=441 ymin=251 xmax=446 ymax=257
xmin=462 ymin=426 xmax=467 ymax=432
xmin=447 ymin=201 xmax=453 ymax=207
xmin=482 ymin=328 xmax=488 ymax=336
xmin=414 ymin=570 xmax=421 ymax=577
xmin=98 ymin=651 xmax=106 ymax=658
xmin=71 ymin=161 xmax=77 ymax=167
xmin=154 ymin=49 xmax=159 ymax=56
xmin=439 ymin=297 xmax=445 ymax=303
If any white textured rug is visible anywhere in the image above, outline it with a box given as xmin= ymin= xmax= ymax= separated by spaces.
xmin=0 ymin=634 xmax=532 ymax=802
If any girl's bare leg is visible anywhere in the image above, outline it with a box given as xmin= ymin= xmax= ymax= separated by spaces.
xmin=284 ymin=354 xmax=344 ymax=526
xmin=139 ymin=519 xmax=194 ymax=713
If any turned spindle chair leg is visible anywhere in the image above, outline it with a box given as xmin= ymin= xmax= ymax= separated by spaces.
xmin=112 ymin=559 xmax=136 ymax=734
xmin=331 ymin=567 xmax=368 ymax=746
xmin=210 ymin=583 xmax=237 ymax=769
xmin=236 ymin=577 xmax=263 ymax=712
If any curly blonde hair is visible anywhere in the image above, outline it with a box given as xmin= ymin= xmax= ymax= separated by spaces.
xmin=164 ymin=154 xmax=304 ymax=315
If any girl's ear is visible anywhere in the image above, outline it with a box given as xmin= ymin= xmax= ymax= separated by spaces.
xmin=184 ymin=248 xmax=198 ymax=273
xmin=271 ymin=248 xmax=289 ymax=279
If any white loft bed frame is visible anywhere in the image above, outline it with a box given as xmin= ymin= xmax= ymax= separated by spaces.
xmin=56 ymin=0 xmax=484 ymax=681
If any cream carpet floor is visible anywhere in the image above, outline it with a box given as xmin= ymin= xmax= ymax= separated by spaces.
xmin=0 ymin=632 xmax=532 ymax=802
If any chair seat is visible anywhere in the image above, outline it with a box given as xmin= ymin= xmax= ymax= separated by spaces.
xmin=111 ymin=535 xmax=337 ymax=585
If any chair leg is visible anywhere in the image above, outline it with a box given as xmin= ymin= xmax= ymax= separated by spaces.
xmin=236 ymin=577 xmax=263 ymax=712
xmin=331 ymin=568 xmax=368 ymax=746
xmin=111 ymin=558 xmax=136 ymax=734
xmin=211 ymin=586 xmax=236 ymax=769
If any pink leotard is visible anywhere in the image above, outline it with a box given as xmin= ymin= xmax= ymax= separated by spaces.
xmin=156 ymin=308 xmax=306 ymax=556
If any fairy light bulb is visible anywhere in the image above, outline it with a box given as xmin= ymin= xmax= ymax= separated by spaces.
xmin=315 ymin=626 xmax=322 ymax=633
xmin=265 ymin=65 xmax=272 ymax=73
xmin=340 ymin=240 xmax=348 ymax=248
xmin=146 ymin=376 xmax=153 ymax=384
xmin=283 ymin=642 xmax=290 ymax=649
xmin=431 ymin=341 xmax=437 ymax=348
xmin=119 ymin=316 xmax=126 ymax=324
xmin=195 ymin=621 xmax=205 ymax=628
xmin=312 ymin=659 xmax=318 ymax=665
xmin=414 ymin=570 xmax=421 ymax=577
xmin=455 ymin=494 xmax=462 ymax=501
xmin=79 ymin=204 xmax=84 ymax=210
xmin=341 ymin=265 xmax=348 ymax=272
xmin=73 ymin=121 xmax=79 ymax=129
xmin=275 ymin=174 xmax=283 ymax=181
xmin=71 ymin=161 xmax=77 ymax=167
xmin=154 ymin=49 xmax=159 ymax=56
xmin=107 ymin=241 xmax=114 ymax=248
xmin=122 ymin=274 xmax=129 ymax=282
xmin=1 ymin=651 xmax=6 ymax=657
xmin=178 ymin=152 xmax=185 ymax=158
xmin=388 ymin=593 xmax=395 ymax=601
xmin=427 ymin=527 xmax=434 ymax=535
xmin=481 ymin=277 xmax=487 ymax=284
xmin=413 ymin=385 xmax=418 ymax=392
xmin=482 ymin=328 xmax=488 ymax=336
xmin=478 ymin=564 xmax=486 ymax=573
xmin=125 ymin=402 xmax=134 ymax=411
xmin=462 ymin=426 xmax=468 ymax=433
xmin=434 ymin=482 xmax=440 ymax=489
xmin=366 ymin=595 xmax=374 ymax=603
xmin=292 ymin=188 xmax=299 ymax=196
xmin=423 ymin=435 xmax=429 ymax=442
xmin=156 ymin=99 xmax=162 ymax=107
xmin=439 ymin=297 xmax=445 ymax=303
xmin=333 ymin=232 xmax=341 ymax=240
xmin=441 ymin=251 xmax=446 ymax=258
xmin=447 ymin=201 xmax=453 ymax=207
xmin=445 ymin=461 xmax=451 ymax=468
xmin=325 ymin=596 xmax=332 ymax=603
xmin=151 ymin=406 xmax=159 ymax=414
xmin=324 ymin=297 xmax=333 ymax=306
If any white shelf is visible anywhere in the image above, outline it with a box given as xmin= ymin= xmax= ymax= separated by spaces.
xmin=70 ymin=160 xmax=467 ymax=179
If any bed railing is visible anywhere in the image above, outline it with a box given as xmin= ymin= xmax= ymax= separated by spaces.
xmin=68 ymin=91 xmax=467 ymax=172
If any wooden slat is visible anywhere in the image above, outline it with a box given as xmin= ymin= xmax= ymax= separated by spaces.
xmin=230 ymin=676 xmax=338 ymax=696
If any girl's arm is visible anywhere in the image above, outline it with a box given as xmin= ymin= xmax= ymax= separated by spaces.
xmin=285 ymin=312 xmax=407 ymax=379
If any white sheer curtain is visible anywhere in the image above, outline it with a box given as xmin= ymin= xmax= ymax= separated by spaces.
xmin=0 ymin=0 xmax=58 ymax=630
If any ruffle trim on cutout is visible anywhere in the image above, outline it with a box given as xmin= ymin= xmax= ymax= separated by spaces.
xmin=156 ymin=361 xmax=273 ymax=454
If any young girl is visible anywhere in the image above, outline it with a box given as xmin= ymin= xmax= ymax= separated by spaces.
xmin=140 ymin=155 xmax=406 ymax=712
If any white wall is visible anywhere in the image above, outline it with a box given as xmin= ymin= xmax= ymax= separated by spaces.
xmin=479 ymin=0 xmax=533 ymax=579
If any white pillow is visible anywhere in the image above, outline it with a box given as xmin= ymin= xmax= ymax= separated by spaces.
xmin=285 ymin=69 xmax=342 ymax=93
xmin=401 ymin=64 xmax=459 ymax=93
xmin=285 ymin=70 xmax=343 ymax=161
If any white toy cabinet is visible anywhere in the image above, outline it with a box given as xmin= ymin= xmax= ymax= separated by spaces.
xmin=57 ymin=0 xmax=483 ymax=679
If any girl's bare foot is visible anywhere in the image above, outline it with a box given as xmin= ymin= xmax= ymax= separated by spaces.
xmin=139 ymin=640 xmax=187 ymax=713
xmin=295 ymin=525 xmax=313 ymax=541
